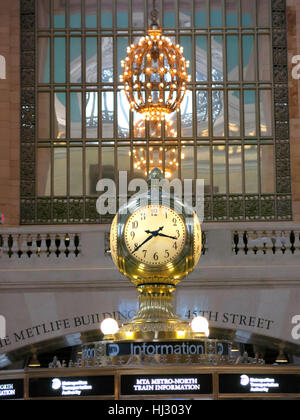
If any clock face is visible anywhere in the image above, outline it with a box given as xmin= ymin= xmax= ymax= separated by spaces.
xmin=124 ymin=204 xmax=186 ymax=266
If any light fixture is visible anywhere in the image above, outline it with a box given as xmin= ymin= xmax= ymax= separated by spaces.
xmin=28 ymin=352 xmax=41 ymax=368
xmin=275 ymin=345 xmax=289 ymax=364
xmin=100 ymin=318 xmax=119 ymax=337
xmin=176 ymin=330 xmax=186 ymax=339
xmin=190 ymin=316 xmax=210 ymax=337
xmin=120 ymin=0 xmax=190 ymax=121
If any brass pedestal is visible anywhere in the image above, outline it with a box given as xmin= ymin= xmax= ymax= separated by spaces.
xmin=113 ymin=284 xmax=202 ymax=342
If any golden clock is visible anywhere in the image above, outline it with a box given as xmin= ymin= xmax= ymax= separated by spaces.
xmin=110 ymin=173 xmax=202 ymax=286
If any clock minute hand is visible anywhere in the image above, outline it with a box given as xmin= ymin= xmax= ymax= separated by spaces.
xmin=145 ymin=226 xmax=164 ymax=236
xmin=157 ymin=233 xmax=178 ymax=240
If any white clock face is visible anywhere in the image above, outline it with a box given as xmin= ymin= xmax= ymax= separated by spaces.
xmin=124 ymin=204 xmax=186 ymax=266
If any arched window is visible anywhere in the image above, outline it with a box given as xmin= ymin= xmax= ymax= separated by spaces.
xmin=20 ymin=0 xmax=291 ymax=224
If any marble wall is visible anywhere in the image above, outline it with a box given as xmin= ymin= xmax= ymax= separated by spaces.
xmin=287 ymin=0 xmax=300 ymax=221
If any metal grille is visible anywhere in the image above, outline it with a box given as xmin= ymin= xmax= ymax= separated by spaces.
xmin=20 ymin=0 xmax=292 ymax=224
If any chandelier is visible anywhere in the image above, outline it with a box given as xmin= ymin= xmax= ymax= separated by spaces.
xmin=131 ymin=117 xmax=185 ymax=179
xmin=120 ymin=1 xmax=190 ymax=121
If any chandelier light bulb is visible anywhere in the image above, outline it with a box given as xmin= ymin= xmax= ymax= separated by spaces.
xmin=190 ymin=316 xmax=210 ymax=337
xmin=121 ymin=24 xmax=189 ymax=121
xmin=100 ymin=318 xmax=119 ymax=336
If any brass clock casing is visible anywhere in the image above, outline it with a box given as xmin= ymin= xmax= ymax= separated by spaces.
xmin=110 ymin=191 xmax=201 ymax=287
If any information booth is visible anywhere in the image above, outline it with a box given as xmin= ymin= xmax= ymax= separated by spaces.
xmin=1 ymin=366 xmax=300 ymax=400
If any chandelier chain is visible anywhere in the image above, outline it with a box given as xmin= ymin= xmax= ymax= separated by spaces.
xmin=151 ymin=0 xmax=159 ymax=27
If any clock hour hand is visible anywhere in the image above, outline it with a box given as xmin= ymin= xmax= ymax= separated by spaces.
xmin=133 ymin=227 xmax=164 ymax=254
xmin=144 ymin=226 xmax=164 ymax=236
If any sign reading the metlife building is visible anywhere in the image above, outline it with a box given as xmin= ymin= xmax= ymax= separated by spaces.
xmin=121 ymin=374 xmax=213 ymax=396
xmin=106 ymin=341 xmax=229 ymax=357
xmin=219 ymin=374 xmax=300 ymax=394
xmin=0 ymin=379 xmax=24 ymax=400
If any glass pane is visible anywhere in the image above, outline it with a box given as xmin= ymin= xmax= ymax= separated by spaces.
xmin=70 ymin=92 xmax=82 ymax=138
xmin=86 ymin=92 xmax=98 ymax=138
xmin=210 ymin=0 xmax=223 ymax=27
xmin=86 ymin=147 xmax=99 ymax=195
xmin=213 ymin=146 xmax=226 ymax=194
xmin=179 ymin=0 xmax=192 ymax=27
xmin=257 ymin=0 xmax=270 ymax=27
xmin=54 ymin=38 xmax=66 ymax=83
xmin=243 ymin=35 xmax=255 ymax=81
xmin=38 ymin=93 xmax=50 ymax=139
xmin=102 ymin=92 xmax=114 ymax=138
xmin=70 ymin=148 xmax=83 ymax=196
xmin=70 ymin=37 xmax=82 ymax=83
xmin=226 ymin=0 xmax=238 ymax=26
xmin=69 ymin=0 xmax=81 ymax=28
xmin=228 ymin=90 xmax=240 ymax=137
xmin=196 ymin=36 xmax=208 ymax=81
xmin=38 ymin=0 xmax=50 ymax=28
xmin=150 ymin=120 xmax=161 ymax=139
xmin=227 ymin=35 xmax=239 ymax=81
xmin=38 ymin=38 xmax=50 ymax=83
xmin=260 ymin=145 xmax=275 ymax=193
xmin=117 ymin=37 xmax=128 ymax=81
xmin=101 ymin=0 xmax=113 ymax=28
xmin=181 ymin=90 xmax=193 ymax=137
xmin=133 ymin=146 xmax=146 ymax=178
xmin=197 ymin=91 xmax=209 ymax=137
xmin=132 ymin=0 xmax=144 ymax=28
xmin=244 ymin=90 xmax=256 ymax=137
xmin=118 ymin=91 xmax=129 ymax=138
xmin=54 ymin=92 xmax=66 ymax=139
xmin=211 ymin=36 xmax=223 ymax=81
xmin=166 ymin=115 xmax=177 ymax=138
xmin=259 ymin=90 xmax=272 ymax=136
xmin=102 ymin=37 xmax=114 ymax=83
xmin=118 ymin=147 xmax=131 ymax=173
xmin=181 ymin=146 xmax=194 ymax=179
xmin=212 ymin=90 xmax=224 ymax=137
xmin=164 ymin=0 xmax=176 ymax=28
xmin=245 ymin=145 xmax=258 ymax=193
xmin=54 ymin=148 xmax=67 ymax=196
xmin=258 ymin=35 xmax=271 ymax=81
xmin=241 ymin=0 xmax=256 ymax=27
xmin=117 ymin=0 xmax=128 ymax=28
xmin=86 ymin=38 xmax=98 ymax=83
xmin=195 ymin=0 xmax=207 ymax=27
xmin=54 ymin=0 xmax=66 ymax=28
xmin=134 ymin=114 xmax=145 ymax=138
xmin=37 ymin=148 xmax=51 ymax=196
xmin=197 ymin=146 xmax=211 ymax=193
xmin=85 ymin=0 xmax=97 ymax=28
xmin=102 ymin=147 xmax=115 ymax=180
xmin=229 ymin=146 xmax=242 ymax=193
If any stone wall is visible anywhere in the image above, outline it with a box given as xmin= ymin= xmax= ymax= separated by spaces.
xmin=0 ymin=1 xmax=299 ymax=225
xmin=0 ymin=0 xmax=20 ymax=226
xmin=287 ymin=0 xmax=300 ymax=221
